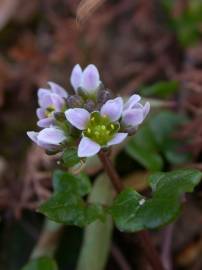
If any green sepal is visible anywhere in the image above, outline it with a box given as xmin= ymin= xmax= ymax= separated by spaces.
xmin=61 ymin=148 xmax=81 ymax=168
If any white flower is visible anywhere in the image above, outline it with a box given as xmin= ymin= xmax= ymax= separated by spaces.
xmin=37 ymin=82 xmax=68 ymax=128
xmin=65 ymin=97 xmax=127 ymax=157
xmin=70 ymin=64 xmax=101 ymax=94
xmin=121 ymin=94 xmax=150 ymax=128
xmin=27 ymin=127 xmax=66 ymax=151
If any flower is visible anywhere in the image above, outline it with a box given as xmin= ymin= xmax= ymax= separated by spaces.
xmin=37 ymin=82 xmax=68 ymax=128
xmin=70 ymin=64 xmax=101 ymax=94
xmin=27 ymin=127 xmax=66 ymax=151
xmin=65 ymin=97 xmax=128 ymax=157
xmin=121 ymin=94 xmax=150 ymax=129
xmin=27 ymin=64 xmax=150 ymax=160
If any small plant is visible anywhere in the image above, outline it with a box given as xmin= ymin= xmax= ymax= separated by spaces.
xmin=26 ymin=64 xmax=202 ymax=270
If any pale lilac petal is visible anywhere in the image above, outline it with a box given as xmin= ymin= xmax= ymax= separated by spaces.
xmin=143 ymin=102 xmax=150 ymax=118
xmin=122 ymin=109 xmax=144 ymax=127
xmin=131 ymin=103 xmax=143 ymax=110
xmin=39 ymin=93 xmax=52 ymax=108
xmin=48 ymin=81 xmax=68 ymax=98
xmin=78 ymin=137 xmax=101 ymax=157
xmin=51 ymin=93 xmax=65 ymax=111
xmin=70 ymin=64 xmax=82 ymax=92
xmin=27 ymin=131 xmax=38 ymax=144
xmin=37 ymin=117 xmax=54 ymax=128
xmin=82 ymin=64 xmax=100 ymax=92
xmin=100 ymin=97 xmax=123 ymax=122
xmin=107 ymin=133 xmax=128 ymax=146
xmin=38 ymin=88 xmax=50 ymax=99
xmin=36 ymin=108 xmax=45 ymax=119
xmin=37 ymin=127 xmax=66 ymax=146
xmin=124 ymin=94 xmax=141 ymax=110
xmin=65 ymin=108 xmax=90 ymax=130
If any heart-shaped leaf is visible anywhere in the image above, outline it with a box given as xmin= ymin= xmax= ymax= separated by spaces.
xmin=109 ymin=169 xmax=202 ymax=232
xmin=39 ymin=170 xmax=105 ymax=226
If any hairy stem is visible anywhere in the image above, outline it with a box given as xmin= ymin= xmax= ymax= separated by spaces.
xmin=98 ymin=150 xmax=165 ymax=270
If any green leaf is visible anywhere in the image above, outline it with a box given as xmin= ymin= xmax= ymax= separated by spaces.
xmin=53 ymin=170 xmax=91 ymax=196
xmin=149 ymin=112 xmax=191 ymax=165
xmin=140 ymin=81 xmax=179 ymax=98
xmin=126 ymin=125 xmax=163 ymax=171
xmin=109 ymin=169 xmax=202 ymax=232
xmin=22 ymin=257 xmax=58 ymax=270
xmin=39 ymin=192 xmax=103 ymax=226
xmin=62 ymin=148 xmax=80 ymax=168
xmin=39 ymin=170 xmax=105 ymax=226
xmin=125 ymin=111 xmax=191 ymax=170
xmin=171 ymin=2 xmax=202 ymax=47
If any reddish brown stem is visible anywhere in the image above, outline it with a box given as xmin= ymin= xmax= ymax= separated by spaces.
xmin=98 ymin=150 xmax=165 ymax=270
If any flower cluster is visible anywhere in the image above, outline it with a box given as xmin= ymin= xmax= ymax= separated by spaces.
xmin=27 ymin=64 xmax=150 ymax=158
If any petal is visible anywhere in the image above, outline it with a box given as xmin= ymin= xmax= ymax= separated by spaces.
xmin=39 ymin=93 xmax=52 ymax=108
xmin=124 ymin=94 xmax=141 ymax=110
xmin=37 ymin=127 xmax=66 ymax=145
xmin=78 ymin=137 xmax=101 ymax=157
xmin=38 ymin=88 xmax=50 ymax=99
xmin=122 ymin=109 xmax=144 ymax=127
xmin=101 ymin=97 xmax=123 ymax=122
xmin=107 ymin=133 xmax=128 ymax=146
xmin=27 ymin=131 xmax=38 ymax=144
xmin=143 ymin=102 xmax=150 ymax=118
xmin=70 ymin=64 xmax=82 ymax=92
xmin=37 ymin=117 xmax=54 ymax=128
xmin=48 ymin=81 xmax=68 ymax=98
xmin=51 ymin=93 xmax=65 ymax=111
xmin=36 ymin=108 xmax=45 ymax=119
xmin=81 ymin=64 xmax=100 ymax=92
xmin=65 ymin=108 xmax=90 ymax=130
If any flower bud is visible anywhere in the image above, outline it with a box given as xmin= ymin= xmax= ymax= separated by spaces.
xmin=84 ymin=99 xmax=96 ymax=112
xmin=97 ymin=88 xmax=113 ymax=107
xmin=67 ymin=95 xmax=83 ymax=108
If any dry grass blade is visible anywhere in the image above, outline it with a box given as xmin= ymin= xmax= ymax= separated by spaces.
xmin=77 ymin=0 xmax=106 ymax=24
xmin=0 ymin=0 xmax=19 ymax=29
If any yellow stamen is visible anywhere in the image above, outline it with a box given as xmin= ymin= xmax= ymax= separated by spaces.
xmin=95 ymin=131 xmax=99 ymax=137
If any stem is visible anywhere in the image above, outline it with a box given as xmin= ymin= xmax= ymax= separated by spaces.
xmin=161 ymin=224 xmax=174 ymax=270
xmin=76 ymin=174 xmax=113 ymax=270
xmin=98 ymin=150 xmax=165 ymax=270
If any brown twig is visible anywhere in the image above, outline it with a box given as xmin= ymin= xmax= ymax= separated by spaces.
xmin=111 ymin=243 xmax=132 ymax=270
xmin=98 ymin=150 xmax=165 ymax=270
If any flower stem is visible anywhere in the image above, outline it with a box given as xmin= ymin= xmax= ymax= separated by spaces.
xmin=98 ymin=150 xmax=165 ymax=270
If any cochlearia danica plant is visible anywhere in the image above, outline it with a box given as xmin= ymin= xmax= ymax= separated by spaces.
xmin=27 ymin=64 xmax=202 ymax=270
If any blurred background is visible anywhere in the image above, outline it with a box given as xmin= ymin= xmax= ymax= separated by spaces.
xmin=1 ymin=0 xmax=202 ymax=269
